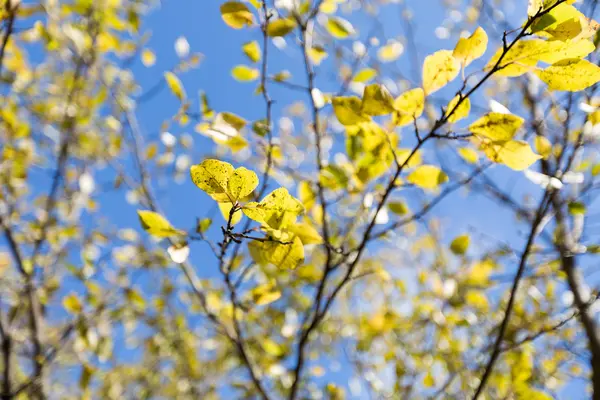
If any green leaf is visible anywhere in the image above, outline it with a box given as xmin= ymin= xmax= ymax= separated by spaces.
xmin=535 ymin=58 xmax=600 ymax=91
xmin=326 ymin=16 xmax=355 ymax=39
xmin=231 ymin=65 xmax=260 ymax=81
xmin=422 ymin=50 xmax=460 ymax=94
xmin=138 ymin=210 xmax=182 ymax=238
xmin=469 ymin=113 xmax=524 ymax=141
xmin=266 ymin=18 xmax=296 ymax=37
xmin=220 ymin=1 xmax=255 ymax=29
xmin=242 ymin=40 xmax=261 ymax=63
xmin=361 ymin=83 xmax=395 ymax=116
xmin=393 ymin=88 xmax=425 ymax=127
xmin=453 ymin=26 xmax=488 ymax=67
xmin=332 ymin=96 xmax=370 ymax=126
xmin=407 ymin=165 xmax=448 ymax=190
xmin=450 ymin=234 xmax=470 ymax=255
xmin=446 ymin=95 xmax=471 ymax=123
xmin=164 ymin=72 xmax=186 ymax=101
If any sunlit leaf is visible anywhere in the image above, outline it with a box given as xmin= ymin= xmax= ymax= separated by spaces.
xmin=453 ymin=27 xmax=488 ymax=67
xmin=137 ymin=210 xmax=182 ymax=238
xmin=141 ymin=48 xmax=156 ymax=67
xmin=220 ymin=1 xmax=255 ymax=29
xmin=266 ymin=18 xmax=296 ymax=37
xmin=242 ymin=40 xmax=261 ymax=63
xmin=450 ymin=234 xmax=470 ymax=255
xmin=393 ymin=88 xmax=425 ymax=127
xmin=407 ymin=165 xmax=448 ymax=190
xmin=535 ymin=58 xmax=600 ymax=91
xmin=228 ymin=167 xmax=259 ymax=201
xmin=332 ymin=96 xmax=371 ymax=126
xmin=231 ymin=65 xmax=260 ymax=81
xmin=164 ymin=72 xmax=186 ymax=101
xmin=446 ymin=95 xmax=470 ymax=123
xmin=482 ymin=140 xmax=541 ymax=171
xmin=422 ymin=50 xmax=460 ymax=94
xmin=361 ymin=84 xmax=395 ymax=116
xmin=469 ymin=113 xmax=524 ymax=141
xmin=325 ymin=16 xmax=355 ymax=39
xmin=353 ymin=68 xmax=378 ymax=83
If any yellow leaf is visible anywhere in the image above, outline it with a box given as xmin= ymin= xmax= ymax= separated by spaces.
xmin=482 ymin=140 xmax=541 ymax=171
xmin=485 ymin=39 xmax=594 ymax=77
xmin=353 ymin=68 xmax=378 ymax=83
xmin=251 ymin=280 xmax=281 ymax=306
xmin=190 ymin=159 xmax=235 ymax=202
xmin=450 ymin=234 xmax=470 ymax=255
xmin=536 ymin=39 xmax=595 ymax=64
xmin=266 ymin=18 xmax=296 ymax=37
xmin=466 ymin=290 xmax=489 ymax=311
xmin=231 ymin=65 xmax=260 ymax=81
xmin=63 ymin=293 xmax=83 ymax=314
xmin=288 ymin=221 xmax=323 ymax=244
xmin=141 ymin=48 xmax=156 ymax=67
xmin=469 ymin=112 xmax=524 ymax=141
xmin=490 ymin=42 xmax=541 ymax=78
xmin=361 ymin=83 xmax=395 ymax=116
xmin=332 ymin=96 xmax=370 ymax=126
xmin=307 ymin=46 xmax=328 ymax=65
xmin=531 ymin=3 xmax=583 ymax=36
xmin=326 ymin=16 xmax=354 ymax=39
xmin=137 ymin=210 xmax=182 ymax=238
xmin=298 ymin=181 xmax=316 ymax=210
xmin=458 ymin=147 xmax=479 ymax=164
xmin=527 ymin=0 xmax=543 ymax=17
xmin=249 ymin=236 xmax=304 ymax=269
xmin=378 ymin=41 xmax=403 ymax=62
xmin=423 ymin=372 xmax=435 ymax=388
xmin=164 ymin=72 xmax=186 ymax=101
xmin=393 ymin=88 xmax=425 ymax=127
xmin=228 ymin=167 xmax=259 ymax=201
xmin=243 ymin=187 xmax=304 ymax=230
xmin=534 ymin=136 xmax=552 ymax=159
xmin=453 ymin=27 xmax=488 ymax=67
xmin=446 ymin=95 xmax=470 ymax=123
xmin=535 ymin=58 xmax=600 ymax=92
xmin=422 ymin=50 xmax=460 ymax=94
xmin=407 ymin=165 xmax=448 ymax=190
xmin=220 ymin=1 xmax=255 ymax=29
xmin=543 ymin=18 xmax=582 ymax=40
xmin=242 ymin=40 xmax=261 ymax=63
xmin=388 ymin=201 xmax=409 ymax=215
xmin=219 ymin=202 xmax=242 ymax=225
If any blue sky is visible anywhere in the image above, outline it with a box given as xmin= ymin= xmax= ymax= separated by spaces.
xmin=122 ymin=0 xmax=593 ymax=397
xmin=15 ymin=0 xmax=594 ymax=397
